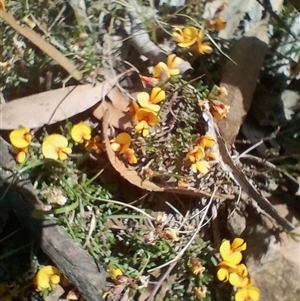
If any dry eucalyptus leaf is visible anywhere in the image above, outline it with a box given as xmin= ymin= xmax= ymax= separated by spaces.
xmin=65 ymin=288 xmax=81 ymax=300
xmin=102 ymin=110 xmax=164 ymax=191
xmin=94 ymin=102 xmax=133 ymax=131
xmin=0 ymin=10 xmax=82 ymax=81
xmin=102 ymin=111 xmax=232 ymax=200
xmin=0 ymin=82 xmax=115 ymax=129
xmin=107 ymin=86 xmax=132 ymax=111
xmin=93 ymin=87 xmax=132 ymax=130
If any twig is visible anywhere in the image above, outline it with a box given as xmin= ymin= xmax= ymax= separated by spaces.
xmin=146 ymin=189 xmax=216 ymax=301
xmin=239 ymin=154 xmax=299 ymax=186
xmin=48 ymin=3 xmax=66 ymax=31
xmin=234 ymin=140 xmax=264 ymax=161
xmin=125 ymin=0 xmax=193 ymax=74
xmin=236 ymin=126 xmax=280 ymax=145
xmin=85 ymin=192 xmax=154 ymax=220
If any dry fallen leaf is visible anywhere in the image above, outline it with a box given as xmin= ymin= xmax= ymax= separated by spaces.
xmin=66 ymin=288 xmax=81 ymax=300
xmin=102 ymin=110 xmax=232 ymax=199
xmin=93 ymin=87 xmax=132 ymax=130
xmin=0 ymin=10 xmax=82 ymax=81
xmin=0 ymin=82 xmax=115 ymax=129
xmin=102 ymin=110 xmax=164 ymax=191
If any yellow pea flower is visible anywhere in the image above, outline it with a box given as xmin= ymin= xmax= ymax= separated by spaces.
xmin=153 ymin=54 xmax=182 ymax=79
xmin=34 ymin=265 xmax=60 ymax=292
xmin=186 ymin=146 xmax=205 ymax=163
xmin=196 ymin=134 xmax=215 ymax=148
xmin=110 ymin=132 xmax=131 ymax=154
xmin=229 ymin=263 xmax=249 ymax=288
xmin=216 ymin=86 xmax=228 ymax=97
xmin=214 ymin=17 xmax=227 ymax=31
xmin=135 ymin=120 xmax=150 ymax=137
xmin=191 ymin=160 xmax=210 ymax=174
xmin=195 ymin=30 xmax=213 ymax=55
xmin=186 ymin=146 xmax=210 ymax=173
xmin=122 ymin=148 xmax=137 ymax=165
xmin=9 ymin=127 xmax=32 ymax=162
xmin=9 ymin=127 xmax=32 ymax=148
xmin=167 ymin=54 xmax=182 ymax=70
xmin=205 ymin=152 xmax=218 ymax=161
xmin=219 ymin=238 xmax=247 ymax=265
xmin=173 ymin=26 xmax=198 ymax=47
xmin=194 ymin=286 xmax=207 ymax=299
xmin=206 ymin=16 xmax=226 ymax=31
xmin=85 ymin=135 xmax=103 ymax=154
xmin=217 ymin=260 xmax=238 ymax=283
xmin=235 ymin=283 xmax=260 ymax=301
xmin=137 ymin=87 xmax=166 ymax=113
xmin=210 ymin=100 xmax=230 ymax=120
xmin=135 ymin=108 xmax=160 ymax=137
xmin=70 ymin=122 xmax=91 ymax=143
xmin=109 ymin=268 xmax=123 ymax=284
xmin=11 ymin=146 xmax=28 ymax=163
xmin=42 ymin=134 xmax=72 ymax=161
xmin=191 ymin=257 xmax=205 ymax=276
xmin=127 ymin=100 xmax=140 ymax=119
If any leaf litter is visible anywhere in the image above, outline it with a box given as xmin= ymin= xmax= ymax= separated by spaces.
xmin=1 ymin=0 xmax=299 ymax=301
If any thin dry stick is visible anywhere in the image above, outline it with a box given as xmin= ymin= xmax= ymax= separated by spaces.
xmin=146 ymin=188 xmax=216 ymax=301
xmin=239 ymin=154 xmax=299 ymax=186
xmin=84 ymin=192 xmax=154 ymax=220
xmin=234 ymin=127 xmax=280 ymax=161
xmin=234 ymin=140 xmax=264 ymax=161
xmin=236 ymin=126 xmax=280 ymax=145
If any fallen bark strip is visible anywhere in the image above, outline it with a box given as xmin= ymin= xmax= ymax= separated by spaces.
xmin=0 ymin=138 xmax=110 ymax=301
xmin=215 ymin=128 xmax=295 ymax=231
xmin=200 ymin=109 xmax=294 ymax=231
